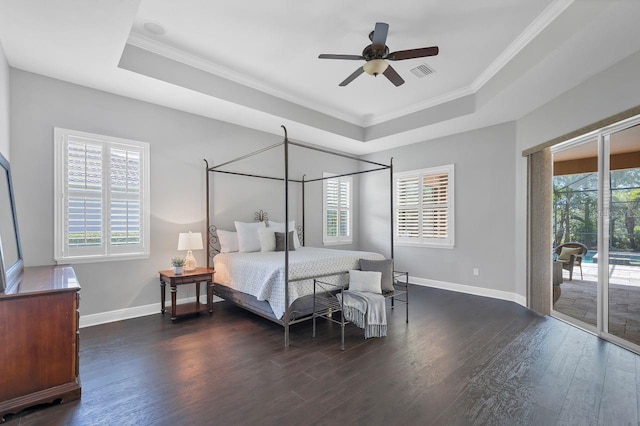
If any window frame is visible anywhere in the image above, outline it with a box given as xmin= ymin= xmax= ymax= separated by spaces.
xmin=54 ymin=128 xmax=151 ymax=263
xmin=322 ymin=172 xmax=353 ymax=246
xmin=394 ymin=164 xmax=455 ymax=249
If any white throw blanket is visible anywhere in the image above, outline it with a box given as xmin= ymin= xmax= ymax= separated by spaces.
xmin=336 ymin=291 xmax=387 ymax=338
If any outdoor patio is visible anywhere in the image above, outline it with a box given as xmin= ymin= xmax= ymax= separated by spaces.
xmin=553 ymin=262 xmax=640 ymax=346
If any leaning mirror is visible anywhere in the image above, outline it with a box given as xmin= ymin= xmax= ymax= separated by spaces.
xmin=0 ymin=152 xmax=23 ymax=292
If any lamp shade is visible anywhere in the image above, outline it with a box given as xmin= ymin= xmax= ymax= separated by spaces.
xmin=363 ymin=59 xmax=389 ymax=76
xmin=177 ymin=231 xmax=204 ymax=251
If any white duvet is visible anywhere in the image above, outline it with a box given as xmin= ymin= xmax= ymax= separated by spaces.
xmin=213 ymin=247 xmax=384 ymax=319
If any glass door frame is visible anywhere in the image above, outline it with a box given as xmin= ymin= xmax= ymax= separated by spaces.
xmin=550 ymin=132 xmax=600 ymax=335
xmin=550 ymin=113 xmax=640 ymax=354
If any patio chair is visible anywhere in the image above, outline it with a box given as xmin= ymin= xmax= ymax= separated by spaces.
xmin=554 ymin=242 xmax=588 ymax=281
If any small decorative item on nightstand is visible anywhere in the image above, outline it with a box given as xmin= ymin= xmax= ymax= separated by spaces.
xmin=177 ymin=231 xmax=204 ymax=272
xmin=171 ymin=256 xmax=185 ymax=275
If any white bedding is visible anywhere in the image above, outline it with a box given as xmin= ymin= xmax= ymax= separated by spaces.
xmin=213 ymin=247 xmax=384 ymax=319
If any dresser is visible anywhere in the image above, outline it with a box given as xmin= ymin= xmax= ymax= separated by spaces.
xmin=0 ymin=265 xmax=81 ymax=421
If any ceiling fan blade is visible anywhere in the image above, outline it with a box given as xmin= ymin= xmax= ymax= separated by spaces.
xmin=383 ymin=65 xmax=405 ymax=87
xmin=319 ymin=54 xmax=365 ymax=60
xmin=339 ymin=67 xmax=365 ymax=86
xmin=371 ymin=22 xmax=389 ymax=52
xmin=387 ymin=46 xmax=439 ymax=61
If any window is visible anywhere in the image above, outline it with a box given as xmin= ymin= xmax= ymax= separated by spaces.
xmin=323 ymin=173 xmax=352 ymax=245
xmin=395 ymin=164 xmax=454 ymax=248
xmin=54 ymin=128 xmax=150 ymax=263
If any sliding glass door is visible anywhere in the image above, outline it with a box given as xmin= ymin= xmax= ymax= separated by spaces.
xmin=551 ymin=138 xmax=599 ymax=333
xmin=605 ymin=124 xmax=640 ymax=348
xmin=551 ymin=116 xmax=640 ymax=353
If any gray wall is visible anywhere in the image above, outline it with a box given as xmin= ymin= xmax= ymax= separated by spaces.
xmin=360 ymin=122 xmax=517 ymax=293
xmin=14 ymin=43 xmax=640 ymax=317
xmin=9 ymin=69 xmax=359 ymax=317
xmin=0 ymin=42 xmax=9 ymax=159
xmin=514 ymin=48 xmax=640 ymax=298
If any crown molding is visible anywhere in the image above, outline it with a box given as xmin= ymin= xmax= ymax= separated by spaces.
xmin=362 ymin=85 xmax=476 ymax=126
xmin=127 ymin=0 xmax=572 ymax=130
xmin=471 ymin=0 xmax=574 ymax=91
xmin=126 ymin=32 xmax=364 ymax=126
xmin=366 ymin=0 xmax=573 ymax=126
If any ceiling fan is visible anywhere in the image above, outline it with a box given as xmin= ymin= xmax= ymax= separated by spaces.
xmin=319 ymin=22 xmax=439 ymax=87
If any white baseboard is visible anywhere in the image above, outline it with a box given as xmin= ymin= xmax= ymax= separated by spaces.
xmin=79 ymin=295 xmax=224 ymax=328
xmin=81 ymin=279 xmax=527 ymax=328
xmin=409 ymin=276 xmax=527 ymax=307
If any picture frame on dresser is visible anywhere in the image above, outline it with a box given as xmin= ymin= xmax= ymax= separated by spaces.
xmin=0 ymin=151 xmax=23 ymax=293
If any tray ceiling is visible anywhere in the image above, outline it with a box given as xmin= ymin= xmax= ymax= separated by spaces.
xmin=1 ymin=0 xmax=640 ymax=154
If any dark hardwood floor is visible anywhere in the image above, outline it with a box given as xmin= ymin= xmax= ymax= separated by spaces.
xmin=7 ymin=286 xmax=640 ymax=425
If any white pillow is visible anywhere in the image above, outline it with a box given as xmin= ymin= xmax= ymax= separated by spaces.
xmin=269 ymin=220 xmax=301 ymax=248
xmin=217 ymin=230 xmax=239 ymax=253
xmin=234 ymin=221 xmax=266 ymax=253
xmin=348 ymin=270 xmax=382 ymax=294
xmin=258 ymin=228 xmax=276 ymax=252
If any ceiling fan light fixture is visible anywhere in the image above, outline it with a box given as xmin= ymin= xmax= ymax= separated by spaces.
xmin=319 ymin=22 xmax=438 ymax=86
xmin=363 ymin=59 xmax=388 ymax=76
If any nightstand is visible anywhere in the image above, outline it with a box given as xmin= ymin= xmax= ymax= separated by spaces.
xmin=159 ymin=267 xmax=215 ymax=321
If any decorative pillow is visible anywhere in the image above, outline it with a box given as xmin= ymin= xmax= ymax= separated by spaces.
xmin=359 ymin=258 xmax=394 ymax=292
xmin=258 ymin=228 xmax=276 ymax=252
xmin=558 ymin=246 xmax=581 ymax=261
xmin=217 ymin=230 xmax=239 ymax=253
xmin=234 ymin=221 xmax=266 ymax=253
xmin=275 ymin=231 xmax=296 ymax=252
xmin=269 ymin=220 xmax=301 ymax=248
xmin=348 ymin=270 xmax=382 ymax=294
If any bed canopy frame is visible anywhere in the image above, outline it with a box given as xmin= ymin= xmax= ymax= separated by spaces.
xmin=204 ymin=125 xmax=394 ymax=346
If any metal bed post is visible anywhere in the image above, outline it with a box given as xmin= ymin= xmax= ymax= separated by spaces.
xmin=390 ymin=157 xmax=394 ymax=261
xmin=204 ymin=159 xmax=210 ymax=266
xmin=301 ymin=174 xmax=305 ymax=247
xmin=283 ymin=125 xmax=290 ymax=347
xmin=390 ymin=157 xmax=395 ymax=310
xmin=204 ymin=126 xmax=397 ymax=346
xmin=388 ymin=157 xmax=408 ymax=323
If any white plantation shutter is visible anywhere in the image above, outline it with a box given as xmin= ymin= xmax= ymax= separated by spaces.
xmin=323 ymin=173 xmax=352 ymax=244
xmin=394 ymin=165 xmax=454 ymax=248
xmin=422 ymin=173 xmax=449 ymax=239
xmin=109 ymin=148 xmax=142 ymax=247
xmin=66 ymin=140 xmax=103 ymax=252
xmin=325 ymin=178 xmax=338 ymax=237
xmin=339 ymin=180 xmax=350 ymax=237
xmin=396 ymin=175 xmax=420 ymax=238
xmin=54 ymin=129 xmax=150 ymax=262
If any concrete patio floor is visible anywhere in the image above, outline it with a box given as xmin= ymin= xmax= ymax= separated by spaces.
xmin=553 ymin=262 xmax=640 ymax=347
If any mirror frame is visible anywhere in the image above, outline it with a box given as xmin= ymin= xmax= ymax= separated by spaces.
xmin=0 ymin=152 xmax=23 ymax=293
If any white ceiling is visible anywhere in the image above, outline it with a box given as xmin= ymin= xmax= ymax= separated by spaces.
xmin=1 ymin=0 xmax=640 ymax=155
xmin=131 ymin=0 xmax=554 ymax=125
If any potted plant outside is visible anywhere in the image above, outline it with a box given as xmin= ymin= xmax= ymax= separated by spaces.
xmin=171 ymin=256 xmax=186 ymax=275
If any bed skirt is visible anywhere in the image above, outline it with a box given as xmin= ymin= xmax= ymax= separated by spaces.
xmin=213 ymin=282 xmax=325 ymax=323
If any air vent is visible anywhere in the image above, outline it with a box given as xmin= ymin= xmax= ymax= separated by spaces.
xmin=410 ymin=64 xmax=435 ymax=78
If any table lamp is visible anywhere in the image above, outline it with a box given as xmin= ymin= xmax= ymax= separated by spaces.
xmin=177 ymin=231 xmax=203 ymax=272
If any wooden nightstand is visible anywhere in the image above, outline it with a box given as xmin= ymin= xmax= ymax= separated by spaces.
xmin=159 ymin=267 xmax=215 ymax=321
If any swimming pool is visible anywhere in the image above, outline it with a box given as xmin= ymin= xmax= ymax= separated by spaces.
xmin=584 ymin=250 xmax=640 ymax=265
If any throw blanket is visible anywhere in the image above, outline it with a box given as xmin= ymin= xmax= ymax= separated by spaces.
xmin=336 ymin=291 xmax=387 ymax=338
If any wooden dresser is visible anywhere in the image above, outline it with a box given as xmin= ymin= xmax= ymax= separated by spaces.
xmin=0 ymin=265 xmax=81 ymax=421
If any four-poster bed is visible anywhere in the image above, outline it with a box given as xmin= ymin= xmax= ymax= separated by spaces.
xmin=204 ymin=126 xmax=400 ymax=346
